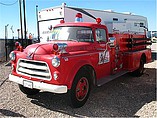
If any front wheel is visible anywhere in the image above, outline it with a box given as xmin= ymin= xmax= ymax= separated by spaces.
xmin=69 ymin=69 xmax=91 ymax=108
xmin=19 ymin=84 xmax=40 ymax=95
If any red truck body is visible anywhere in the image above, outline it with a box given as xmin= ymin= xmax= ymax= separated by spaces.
xmin=9 ymin=20 xmax=152 ymax=108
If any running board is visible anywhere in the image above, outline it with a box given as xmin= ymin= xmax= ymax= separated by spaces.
xmin=96 ymin=71 xmax=128 ymax=87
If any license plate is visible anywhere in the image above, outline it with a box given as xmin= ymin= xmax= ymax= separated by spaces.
xmin=23 ymin=80 xmax=33 ymax=89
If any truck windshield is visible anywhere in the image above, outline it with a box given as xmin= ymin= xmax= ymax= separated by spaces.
xmin=51 ymin=27 xmax=94 ymax=42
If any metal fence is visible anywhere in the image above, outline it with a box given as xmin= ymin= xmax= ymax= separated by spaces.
xmin=0 ymin=38 xmax=33 ymax=62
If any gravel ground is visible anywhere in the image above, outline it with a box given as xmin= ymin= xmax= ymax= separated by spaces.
xmin=0 ymin=44 xmax=156 ymax=117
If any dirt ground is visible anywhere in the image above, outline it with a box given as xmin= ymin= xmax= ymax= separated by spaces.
xmin=0 ymin=43 xmax=156 ymax=117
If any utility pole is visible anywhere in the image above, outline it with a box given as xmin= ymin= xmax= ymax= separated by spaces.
xmin=5 ymin=24 xmax=9 ymax=61
xmin=36 ymin=5 xmax=40 ymax=42
xmin=5 ymin=24 xmax=9 ymax=39
xmin=23 ymin=0 xmax=27 ymax=46
xmin=17 ymin=29 xmax=20 ymax=39
xmin=19 ymin=0 xmax=23 ymax=46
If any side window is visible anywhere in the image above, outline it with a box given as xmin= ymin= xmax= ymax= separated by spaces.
xmin=96 ymin=29 xmax=107 ymax=42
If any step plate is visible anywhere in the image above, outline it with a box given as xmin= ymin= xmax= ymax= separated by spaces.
xmin=97 ymin=71 xmax=128 ymax=86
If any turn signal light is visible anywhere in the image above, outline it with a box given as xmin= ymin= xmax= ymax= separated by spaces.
xmin=53 ymin=44 xmax=59 ymax=52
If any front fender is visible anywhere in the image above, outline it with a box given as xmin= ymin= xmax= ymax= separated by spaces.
xmin=65 ymin=60 xmax=92 ymax=89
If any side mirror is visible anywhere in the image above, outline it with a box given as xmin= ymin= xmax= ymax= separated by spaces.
xmin=108 ymin=37 xmax=116 ymax=47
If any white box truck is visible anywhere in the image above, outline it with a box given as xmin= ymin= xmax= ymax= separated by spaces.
xmin=38 ymin=3 xmax=148 ymax=42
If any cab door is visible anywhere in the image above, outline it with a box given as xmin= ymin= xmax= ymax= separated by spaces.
xmin=94 ymin=28 xmax=111 ymax=79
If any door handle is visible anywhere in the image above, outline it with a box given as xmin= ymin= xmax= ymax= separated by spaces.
xmin=97 ymin=48 xmax=105 ymax=51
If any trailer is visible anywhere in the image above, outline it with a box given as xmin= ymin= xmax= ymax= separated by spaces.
xmin=38 ymin=3 xmax=148 ymax=42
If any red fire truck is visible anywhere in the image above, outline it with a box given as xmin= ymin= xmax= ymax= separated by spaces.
xmin=9 ymin=13 xmax=151 ymax=108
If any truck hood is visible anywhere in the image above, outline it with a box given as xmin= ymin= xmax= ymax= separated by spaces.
xmin=24 ymin=41 xmax=94 ymax=55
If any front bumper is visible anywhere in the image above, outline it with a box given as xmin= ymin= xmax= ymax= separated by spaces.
xmin=9 ymin=74 xmax=67 ymax=94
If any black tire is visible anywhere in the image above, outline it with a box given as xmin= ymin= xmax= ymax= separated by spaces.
xmin=69 ymin=69 xmax=91 ymax=108
xmin=19 ymin=84 xmax=39 ymax=95
xmin=130 ymin=58 xmax=145 ymax=77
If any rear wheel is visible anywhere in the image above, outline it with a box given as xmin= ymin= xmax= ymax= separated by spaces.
xmin=130 ymin=58 xmax=145 ymax=77
xmin=69 ymin=69 xmax=91 ymax=108
xmin=19 ymin=84 xmax=39 ymax=95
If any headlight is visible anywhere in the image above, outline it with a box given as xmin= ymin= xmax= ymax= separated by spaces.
xmin=52 ymin=56 xmax=60 ymax=67
xmin=9 ymin=51 xmax=16 ymax=61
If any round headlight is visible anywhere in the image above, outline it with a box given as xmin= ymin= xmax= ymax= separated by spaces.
xmin=52 ymin=56 xmax=60 ymax=67
xmin=9 ymin=51 xmax=16 ymax=61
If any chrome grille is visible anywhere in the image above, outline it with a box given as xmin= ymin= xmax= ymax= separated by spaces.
xmin=17 ymin=59 xmax=51 ymax=80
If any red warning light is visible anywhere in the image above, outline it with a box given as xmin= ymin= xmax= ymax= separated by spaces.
xmin=76 ymin=13 xmax=82 ymax=18
xmin=60 ymin=20 xmax=65 ymax=23
xmin=96 ymin=18 xmax=101 ymax=24
xmin=75 ymin=13 xmax=83 ymax=22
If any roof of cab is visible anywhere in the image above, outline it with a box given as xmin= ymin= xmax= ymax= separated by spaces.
xmin=54 ymin=22 xmax=105 ymax=28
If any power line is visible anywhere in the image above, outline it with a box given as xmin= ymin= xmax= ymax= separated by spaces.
xmin=0 ymin=0 xmax=18 ymax=6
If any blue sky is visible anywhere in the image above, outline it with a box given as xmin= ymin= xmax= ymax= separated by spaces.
xmin=0 ymin=0 xmax=156 ymax=38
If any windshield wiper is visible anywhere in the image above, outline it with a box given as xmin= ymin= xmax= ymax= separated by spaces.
xmin=68 ymin=39 xmax=79 ymax=42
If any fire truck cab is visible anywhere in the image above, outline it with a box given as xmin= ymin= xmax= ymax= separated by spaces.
xmin=9 ymin=13 xmax=151 ymax=108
